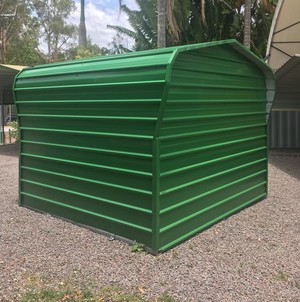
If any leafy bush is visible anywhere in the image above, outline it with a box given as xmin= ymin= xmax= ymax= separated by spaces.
xmin=10 ymin=121 xmax=19 ymax=142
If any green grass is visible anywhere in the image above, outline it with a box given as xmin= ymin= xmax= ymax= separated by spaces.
xmin=19 ymin=275 xmax=178 ymax=302
xmin=131 ymin=242 xmax=145 ymax=253
xmin=273 ymin=271 xmax=289 ymax=282
xmin=157 ymin=293 xmax=177 ymax=302
xmin=20 ymin=287 xmax=97 ymax=302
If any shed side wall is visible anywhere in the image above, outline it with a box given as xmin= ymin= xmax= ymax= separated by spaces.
xmin=15 ymin=60 xmax=168 ymax=247
xmin=159 ymin=46 xmax=268 ymax=250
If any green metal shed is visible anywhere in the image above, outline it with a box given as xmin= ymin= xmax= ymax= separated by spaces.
xmin=14 ymin=40 xmax=275 ymax=253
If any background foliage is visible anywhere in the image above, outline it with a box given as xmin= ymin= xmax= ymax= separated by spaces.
xmin=0 ymin=0 xmax=277 ymax=66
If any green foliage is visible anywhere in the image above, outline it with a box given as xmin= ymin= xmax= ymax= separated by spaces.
xmin=108 ymin=0 xmax=157 ymax=51
xmin=65 ymin=37 xmax=110 ymax=60
xmin=273 ymin=271 xmax=289 ymax=281
xmin=158 ymin=293 xmax=178 ymax=302
xmin=20 ymin=274 xmax=178 ymax=302
xmin=0 ymin=0 xmax=43 ymax=65
xmin=109 ymin=0 xmax=277 ymax=58
xmin=30 ymin=0 xmax=77 ymax=62
xmin=108 ymin=33 xmax=132 ymax=54
xmin=21 ymin=287 xmax=97 ymax=302
xmin=21 ymin=285 xmax=178 ymax=302
xmin=250 ymin=1 xmax=276 ymax=57
xmin=10 ymin=121 xmax=19 ymax=142
xmin=98 ymin=285 xmax=146 ymax=301
xmin=131 ymin=241 xmax=145 ymax=253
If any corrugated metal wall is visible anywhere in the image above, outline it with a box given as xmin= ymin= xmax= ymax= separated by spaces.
xmin=15 ymin=51 xmax=173 ymax=248
xmin=269 ymin=111 xmax=300 ymax=148
xmin=158 ymin=46 xmax=268 ymax=251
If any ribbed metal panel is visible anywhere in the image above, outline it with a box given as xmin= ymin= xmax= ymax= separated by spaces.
xmin=158 ymin=46 xmax=269 ymax=251
xmin=14 ymin=40 xmax=274 ymax=253
xmin=269 ymin=111 xmax=300 ymax=148
xmin=15 ymin=51 xmax=173 ymax=248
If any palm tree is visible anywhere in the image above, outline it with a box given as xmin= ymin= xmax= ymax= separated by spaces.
xmin=79 ymin=0 xmax=87 ymax=47
xmin=157 ymin=0 xmax=166 ymax=47
xmin=108 ymin=0 xmax=157 ymax=51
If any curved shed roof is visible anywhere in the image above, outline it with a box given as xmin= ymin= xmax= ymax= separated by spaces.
xmin=16 ymin=39 xmax=275 ymax=119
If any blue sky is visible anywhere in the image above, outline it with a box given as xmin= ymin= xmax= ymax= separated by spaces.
xmin=69 ymin=0 xmax=138 ymax=48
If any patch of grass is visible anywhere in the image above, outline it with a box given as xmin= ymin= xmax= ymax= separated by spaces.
xmin=273 ymin=271 xmax=289 ymax=281
xmin=171 ymin=250 xmax=179 ymax=259
xmin=20 ymin=287 xmax=96 ymax=302
xmin=99 ymin=286 xmax=145 ymax=301
xmin=188 ymin=244 xmax=194 ymax=250
xmin=20 ymin=277 xmax=145 ymax=302
xmin=295 ymin=282 xmax=300 ymax=289
xmin=157 ymin=293 xmax=178 ymax=302
xmin=131 ymin=241 xmax=145 ymax=253
xmin=20 ymin=274 xmax=177 ymax=302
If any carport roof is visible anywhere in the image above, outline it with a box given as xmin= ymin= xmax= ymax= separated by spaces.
xmin=0 ymin=64 xmax=27 ymax=105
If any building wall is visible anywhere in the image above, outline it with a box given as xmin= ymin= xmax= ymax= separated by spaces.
xmin=269 ymin=110 xmax=300 ymax=148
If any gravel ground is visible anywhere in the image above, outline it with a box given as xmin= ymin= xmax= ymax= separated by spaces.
xmin=0 ymin=144 xmax=299 ymax=302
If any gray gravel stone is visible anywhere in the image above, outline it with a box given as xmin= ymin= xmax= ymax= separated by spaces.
xmin=0 ymin=144 xmax=299 ymax=301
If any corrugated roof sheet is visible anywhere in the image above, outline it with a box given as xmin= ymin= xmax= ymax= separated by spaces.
xmin=0 ymin=64 xmax=26 ymax=71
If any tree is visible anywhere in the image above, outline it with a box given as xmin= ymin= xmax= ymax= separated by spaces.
xmin=243 ymin=0 xmax=252 ymax=48
xmin=157 ymin=0 xmax=166 ymax=47
xmin=195 ymin=0 xmax=276 ymax=56
xmin=109 ymin=0 xmax=191 ymax=51
xmin=108 ymin=0 xmax=157 ymax=51
xmin=110 ymin=0 xmax=276 ymax=57
xmin=30 ymin=0 xmax=77 ymax=62
xmin=65 ymin=37 xmax=109 ymax=59
xmin=0 ymin=0 xmax=43 ymax=65
xmin=79 ymin=0 xmax=87 ymax=48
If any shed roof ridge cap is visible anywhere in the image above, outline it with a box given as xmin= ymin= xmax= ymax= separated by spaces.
xmin=20 ymin=39 xmax=241 ymax=72
xmin=24 ymin=48 xmax=177 ymax=71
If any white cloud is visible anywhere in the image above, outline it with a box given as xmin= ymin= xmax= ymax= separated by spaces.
xmin=69 ymin=0 xmax=138 ymax=48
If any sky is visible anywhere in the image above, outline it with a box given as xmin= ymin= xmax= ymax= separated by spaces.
xmin=69 ymin=0 xmax=138 ymax=48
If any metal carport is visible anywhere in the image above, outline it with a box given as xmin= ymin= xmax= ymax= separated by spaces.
xmin=266 ymin=0 xmax=300 ymax=148
xmin=0 ymin=64 xmax=26 ymax=144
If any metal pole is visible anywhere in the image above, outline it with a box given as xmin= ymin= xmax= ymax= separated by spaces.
xmin=0 ymin=91 xmax=4 ymax=145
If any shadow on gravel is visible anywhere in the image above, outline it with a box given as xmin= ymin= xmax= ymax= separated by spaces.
xmin=0 ymin=144 xmax=19 ymax=157
xmin=269 ymin=149 xmax=300 ymax=181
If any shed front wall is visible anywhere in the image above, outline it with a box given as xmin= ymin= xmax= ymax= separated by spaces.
xmin=158 ymin=46 xmax=268 ymax=251
xmin=15 ymin=54 xmax=170 ymax=248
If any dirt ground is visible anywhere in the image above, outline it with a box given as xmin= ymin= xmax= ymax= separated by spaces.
xmin=0 ymin=144 xmax=299 ymax=301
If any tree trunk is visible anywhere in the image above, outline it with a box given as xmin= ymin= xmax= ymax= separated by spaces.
xmin=157 ymin=0 xmax=166 ymax=48
xmin=243 ymin=0 xmax=251 ymax=48
xmin=79 ymin=0 xmax=87 ymax=48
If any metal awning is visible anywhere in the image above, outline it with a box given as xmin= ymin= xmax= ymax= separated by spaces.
xmin=266 ymin=0 xmax=300 ymax=71
xmin=273 ymin=55 xmax=300 ymax=110
xmin=0 ymin=64 xmax=26 ymax=105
